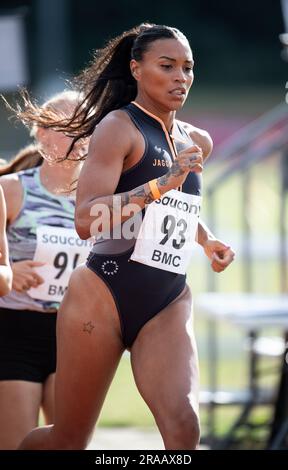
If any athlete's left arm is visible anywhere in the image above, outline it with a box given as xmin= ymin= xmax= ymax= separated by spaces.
xmin=181 ymin=121 xmax=213 ymax=162
xmin=196 ymin=219 xmax=235 ymax=273
xmin=183 ymin=123 xmax=235 ymax=273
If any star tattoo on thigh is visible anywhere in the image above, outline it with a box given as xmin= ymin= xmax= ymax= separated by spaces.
xmin=83 ymin=321 xmax=95 ymax=334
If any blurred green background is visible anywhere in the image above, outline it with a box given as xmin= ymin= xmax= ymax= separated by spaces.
xmin=1 ymin=0 xmax=287 ymax=153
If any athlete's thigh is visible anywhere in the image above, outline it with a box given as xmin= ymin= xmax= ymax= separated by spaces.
xmin=0 ymin=380 xmax=42 ymax=449
xmin=53 ymin=265 xmax=125 ymax=439
xmin=130 ymin=286 xmax=199 ymax=419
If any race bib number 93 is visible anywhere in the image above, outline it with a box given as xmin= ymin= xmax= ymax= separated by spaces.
xmin=130 ymin=189 xmax=201 ymax=274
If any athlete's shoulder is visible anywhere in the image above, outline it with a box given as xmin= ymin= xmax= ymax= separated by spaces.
xmin=0 ymin=174 xmax=23 ymax=223
xmin=88 ymin=109 xmax=136 ymax=164
xmin=177 ymin=119 xmax=213 ymax=160
xmin=95 ymin=109 xmax=136 ymax=134
xmin=0 ymin=173 xmax=21 ymax=195
xmin=91 ymin=109 xmax=136 ymax=144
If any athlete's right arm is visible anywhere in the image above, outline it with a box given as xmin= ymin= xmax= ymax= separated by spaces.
xmin=0 ymin=175 xmax=44 ymax=292
xmin=0 ymin=186 xmax=12 ymax=296
xmin=75 ymin=112 xmax=203 ymax=240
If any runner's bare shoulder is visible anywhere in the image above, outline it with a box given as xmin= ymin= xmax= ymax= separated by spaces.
xmin=177 ymin=120 xmax=213 ymax=161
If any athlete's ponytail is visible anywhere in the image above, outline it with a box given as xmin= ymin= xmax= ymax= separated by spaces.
xmin=7 ymin=24 xmax=188 ymax=158
xmin=74 ymin=28 xmax=140 ymax=132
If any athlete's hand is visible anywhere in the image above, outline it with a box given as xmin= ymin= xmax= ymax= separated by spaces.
xmin=11 ymin=260 xmax=45 ymax=292
xmin=158 ymin=145 xmax=203 ymax=192
xmin=175 ymin=144 xmax=203 ymax=174
xmin=202 ymin=239 xmax=235 ymax=273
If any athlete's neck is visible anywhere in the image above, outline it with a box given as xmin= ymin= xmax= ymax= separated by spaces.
xmin=133 ymin=98 xmax=175 ymax=133
xmin=39 ymin=160 xmax=82 ymax=196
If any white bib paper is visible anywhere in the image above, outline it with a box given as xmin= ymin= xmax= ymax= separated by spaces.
xmin=130 ymin=189 xmax=201 ymax=274
xmin=29 ymin=226 xmax=93 ymax=302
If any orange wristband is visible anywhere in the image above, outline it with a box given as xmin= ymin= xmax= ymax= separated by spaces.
xmin=148 ymin=179 xmax=161 ymax=200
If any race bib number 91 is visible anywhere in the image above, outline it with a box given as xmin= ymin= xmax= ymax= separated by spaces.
xmin=130 ymin=189 xmax=201 ymax=274
xmin=29 ymin=226 xmax=93 ymax=302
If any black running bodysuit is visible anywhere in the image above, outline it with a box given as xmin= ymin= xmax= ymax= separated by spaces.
xmin=86 ymin=102 xmax=202 ymax=347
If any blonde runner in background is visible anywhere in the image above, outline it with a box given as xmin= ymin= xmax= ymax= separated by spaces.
xmin=0 ymin=90 xmax=89 ymax=449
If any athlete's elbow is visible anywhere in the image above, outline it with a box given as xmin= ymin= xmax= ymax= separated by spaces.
xmin=0 ymin=269 xmax=12 ymax=296
xmin=75 ymin=210 xmax=91 ymax=240
xmin=75 ymin=220 xmax=90 ymax=240
xmin=0 ymin=285 xmax=9 ymax=297
xmin=75 ymin=200 xmax=105 ymax=240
